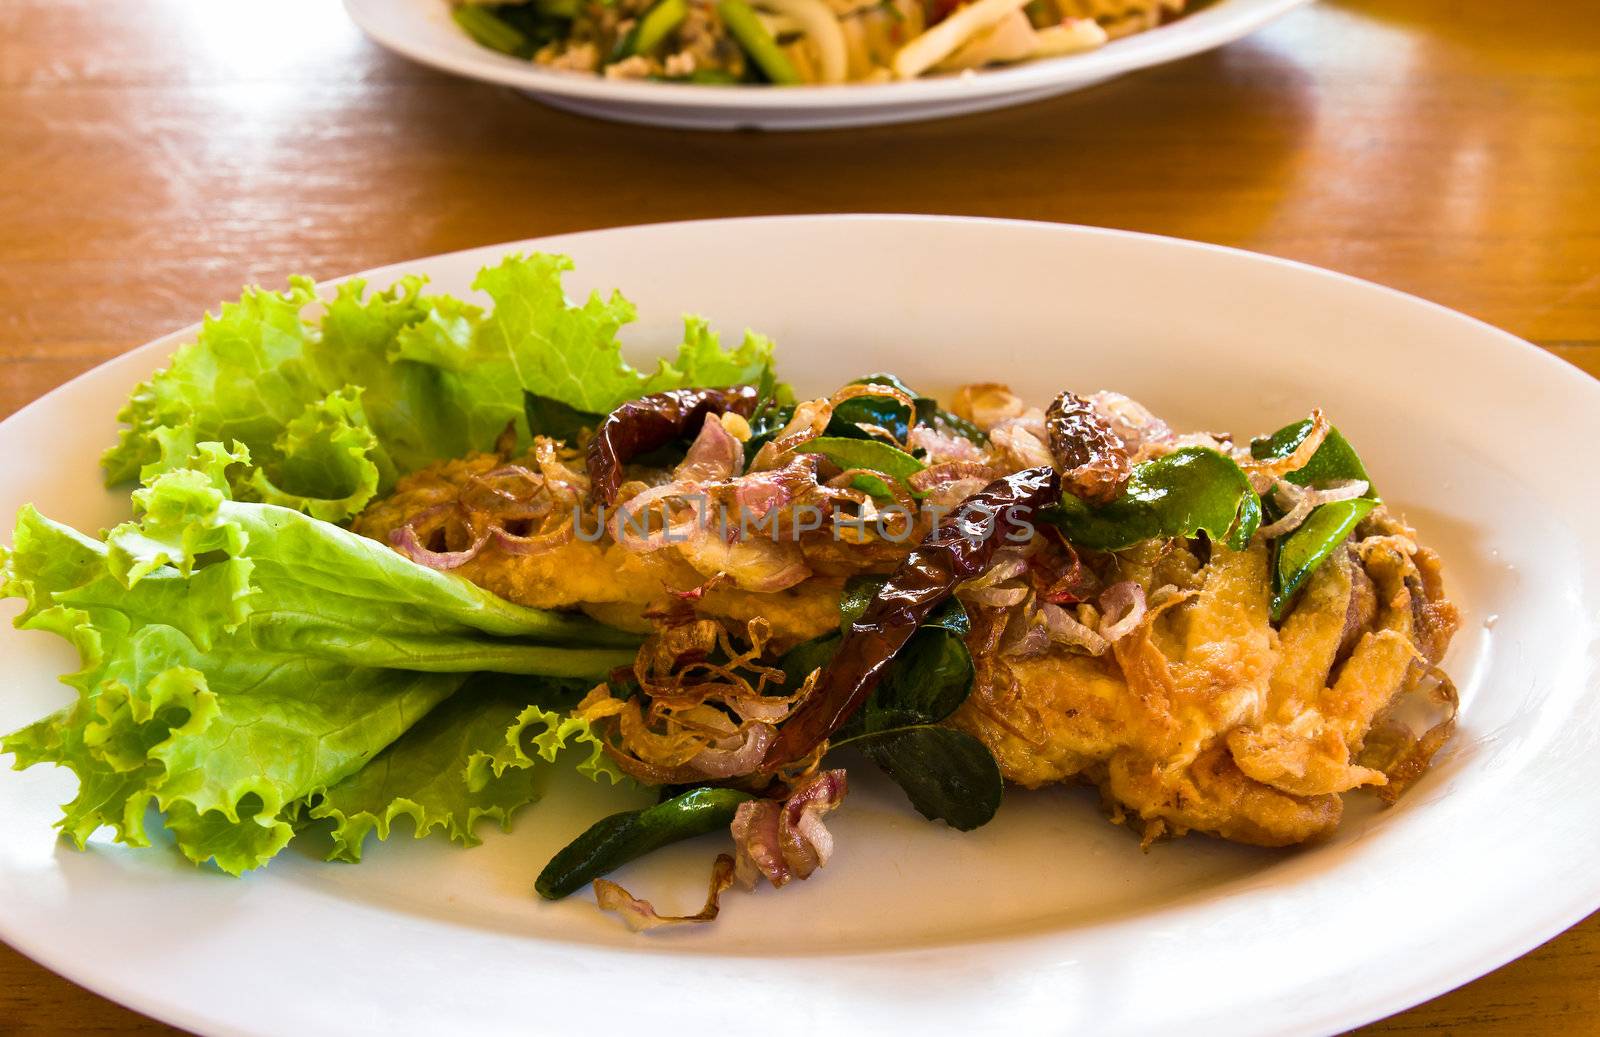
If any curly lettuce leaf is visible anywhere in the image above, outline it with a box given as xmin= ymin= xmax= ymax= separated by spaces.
xmin=472 ymin=256 xmax=778 ymax=412
xmin=2 ymin=454 xmax=637 ymax=874
xmin=103 ymin=255 xmax=783 ymax=522
xmin=311 ymin=677 xmax=622 ymax=863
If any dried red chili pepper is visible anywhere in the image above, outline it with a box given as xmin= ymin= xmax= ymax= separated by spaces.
xmin=587 ymin=385 xmax=760 ymax=505
xmin=1045 ymin=390 xmax=1131 ymax=505
xmin=762 ymin=465 xmax=1061 ymax=771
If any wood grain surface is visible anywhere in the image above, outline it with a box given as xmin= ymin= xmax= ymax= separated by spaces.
xmin=1 ymin=0 xmax=1596 ymax=1033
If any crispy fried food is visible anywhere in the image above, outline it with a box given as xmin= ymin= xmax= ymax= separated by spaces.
xmin=950 ymin=507 xmax=1459 ymax=847
xmin=354 ymin=383 xmax=1460 ymax=852
xmin=353 ymin=450 xmax=856 ymax=645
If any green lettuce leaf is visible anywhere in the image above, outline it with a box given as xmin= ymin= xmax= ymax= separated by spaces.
xmin=2 ymin=451 xmax=637 ymax=875
xmin=102 ymin=255 xmax=783 ymax=522
xmin=309 ymin=677 xmax=621 ymax=863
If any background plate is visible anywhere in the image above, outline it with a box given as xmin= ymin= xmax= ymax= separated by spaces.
xmin=343 ymin=0 xmax=1312 ymax=129
xmin=3 ymin=216 xmax=1599 ymax=1036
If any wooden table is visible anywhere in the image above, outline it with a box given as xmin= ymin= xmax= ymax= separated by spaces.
xmin=2 ymin=0 xmax=1597 ymax=1032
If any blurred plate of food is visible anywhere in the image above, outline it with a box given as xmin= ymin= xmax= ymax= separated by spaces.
xmin=344 ymin=0 xmax=1311 ymax=128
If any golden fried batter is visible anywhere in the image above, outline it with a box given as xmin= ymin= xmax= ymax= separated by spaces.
xmin=354 ymin=401 xmax=1459 ymax=851
xmin=354 ymin=451 xmax=854 ymax=645
xmin=950 ymin=508 xmax=1459 ymax=847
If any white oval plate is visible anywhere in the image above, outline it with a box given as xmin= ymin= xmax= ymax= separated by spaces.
xmin=3 ymin=216 xmax=1599 ymax=1036
xmin=343 ymin=0 xmax=1311 ymax=130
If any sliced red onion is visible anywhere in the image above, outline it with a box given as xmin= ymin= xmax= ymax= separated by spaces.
xmin=1039 ymin=601 xmax=1110 ymax=656
xmin=677 ymin=535 xmax=811 ymax=592
xmin=731 ymin=769 xmax=848 ymax=889
xmin=610 ymin=481 xmax=704 ymax=551
xmin=1088 ymin=391 xmax=1173 ymax=460
xmin=923 ymin=476 xmax=992 ymax=511
xmin=675 ymin=416 xmax=744 ymax=483
xmin=1000 ymin=614 xmax=1052 ymax=658
xmin=389 ymin=524 xmax=488 ymax=570
xmin=907 ymin=425 xmax=987 ymax=464
xmin=1097 ymin=581 xmax=1147 ymax=642
xmin=594 ymin=854 xmax=735 ymax=933
xmin=989 ymin=412 xmax=1048 ymax=439
xmin=966 ymin=551 xmax=1030 ymax=589
xmin=1248 ymin=410 xmax=1330 ymax=491
xmin=958 ymin=384 xmax=1027 ymax=430
xmin=489 ymin=519 xmax=574 ymax=556
xmin=765 ymin=399 xmax=834 ymax=458
xmin=730 ymin=801 xmax=787 ymax=888
xmin=965 ymin=585 xmax=1030 ymax=608
xmin=908 ymin=460 xmax=999 ymax=493
xmin=959 ymin=550 xmax=1032 ymax=607
xmin=1258 ymin=478 xmax=1370 ymax=539
xmin=732 ymin=454 xmax=824 ymax=522
xmin=686 ymin=722 xmax=775 ymax=779
xmin=989 ymin=422 xmax=1054 ymax=470
xmin=721 ymin=694 xmax=792 ymax=725
xmin=533 ymin=438 xmax=590 ymax=502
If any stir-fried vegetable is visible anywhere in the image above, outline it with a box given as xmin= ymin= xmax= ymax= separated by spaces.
xmin=4 ymin=246 xmax=1447 ymax=936
xmin=618 ymin=0 xmax=690 ymax=57
xmin=449 ymin=0 xmax=1175 ymax=83
xmin=717 ymin=0 xmax=804 ymax=84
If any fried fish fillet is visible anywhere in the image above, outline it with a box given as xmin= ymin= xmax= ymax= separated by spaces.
xmin=352 ymin=451 xmax=853 ymax=644
xmin=950 ymin=508 xmax=1459 ymax=846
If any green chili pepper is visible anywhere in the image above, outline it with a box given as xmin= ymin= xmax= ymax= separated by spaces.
xmin=716 ymin=0 xmax=803 ymax=85
xmin=535 ymin=786 xmax=754 ymax=899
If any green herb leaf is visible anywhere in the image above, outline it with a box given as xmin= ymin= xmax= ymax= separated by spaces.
xmin=822 ymin=575 xmax=991 ymax=826
xmin=1252 ymin=420 xmax=1381 ymax=619
xmin=856 ymin=727 xmax=1003 ymax=831
xmin=1042 ymin=446 xmax=1262 ymax=551
xmin=536 ymin=786 xmax=753 ymax=900
xmin=523 ymin=391 xmax=602 ymax=442
xmin=776 ymin=632 xmax=840 ymax=695
xmin=799 ymin=436 xmax=925 ymax=499
xmin=827 ymin=373 xmax=919 ymax=442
